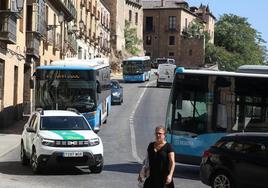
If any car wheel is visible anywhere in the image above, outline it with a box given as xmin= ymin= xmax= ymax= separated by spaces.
xmin=20 ymin=142 xmax=29 ymax=166
xmin=31 ymin=148 xmax=41 ymax=174
xmin=89 ymin=162 xmax=103 ymax=173
xmin=211 ymin=171 xmax=234 ymax=188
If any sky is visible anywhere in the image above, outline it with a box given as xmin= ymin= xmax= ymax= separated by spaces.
xmin=186 ymin=0 xmax=268 ymax=48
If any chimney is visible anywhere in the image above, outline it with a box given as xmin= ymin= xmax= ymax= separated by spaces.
xmin=161 ymin=0 xmax=165 ymax=7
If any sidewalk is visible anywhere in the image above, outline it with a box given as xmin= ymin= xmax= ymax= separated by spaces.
xmin=0 ymin=119 xmax=27 ymax=158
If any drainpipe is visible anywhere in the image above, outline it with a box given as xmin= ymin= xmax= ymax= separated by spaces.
xmin=161 ymin=0 xmax=165 ymax=7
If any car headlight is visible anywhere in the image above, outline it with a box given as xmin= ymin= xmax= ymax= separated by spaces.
xmin=112 ymin=92 xmax=120 ymax=97
xmin=41 ymin=138 xmax=55 ymax=147
xmin=89 ymin=138 xmax=100 ymax=146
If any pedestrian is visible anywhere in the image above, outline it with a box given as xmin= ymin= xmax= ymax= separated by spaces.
xmin=138 ymin=126 xmax=175 ymax=188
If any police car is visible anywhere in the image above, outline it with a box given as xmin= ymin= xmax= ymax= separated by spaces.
xmin=20 ymin=109 xmax=103 ymax=174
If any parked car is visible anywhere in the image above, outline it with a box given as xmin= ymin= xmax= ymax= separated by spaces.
xmin=111 ymin=80 xmax=123 ymax=104
xmin=21 ymin=109 xmax=104 ymax=174
xmin=155 ymin=63 xmax=176 ymax=87
xmin=200 ymin=132 xmax=268 ymax=188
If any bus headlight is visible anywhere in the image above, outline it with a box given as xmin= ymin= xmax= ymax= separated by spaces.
xmin=89 ymin=138 xmax=100 ymax=146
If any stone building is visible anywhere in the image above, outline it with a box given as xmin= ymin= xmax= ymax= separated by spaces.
xmin=102 ymin=0 xmax=143 ymax=55
xmin=142 ymin=0 xmax=215 ymax=67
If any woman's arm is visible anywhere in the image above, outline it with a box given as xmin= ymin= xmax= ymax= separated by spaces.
xmin=166 ymin=151 xmax=175 ymax=184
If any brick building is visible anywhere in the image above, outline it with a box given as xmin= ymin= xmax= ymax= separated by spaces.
xmin=142 ymin=0 xmax=215 ymax=67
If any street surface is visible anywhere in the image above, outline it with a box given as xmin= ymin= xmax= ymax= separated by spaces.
xmin=0 ymin=73 xmax=209 ymax=188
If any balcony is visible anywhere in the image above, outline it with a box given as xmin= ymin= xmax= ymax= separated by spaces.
xmin=27 ymin=3 xmax=46 ymax=38
xmin=0 ymin=12 xmax=17 ymax=44
xmin=46 ymin=30 xmax=54 ymax=45
xmin=26 ymin=32 xmax=40 ymax=58
xmin=164 ymin=25 xmax=180 ymax=33
xmin=86 ymin=2 xmax=92 ymax=12
xmin=47 ymin=0 xmax=77 ymax=22
xmin=66 ymin=34 xmax=77 ymax=54
xmin=91 ymin=6 xmax=96 ymax=17
xmin=54 ymin=33 xmax=61 ymax=51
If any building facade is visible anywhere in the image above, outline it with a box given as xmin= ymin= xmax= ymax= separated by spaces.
xmin=0 ymin=0 xmax=26 ymax=128
xmin=0 ymin=0 xmax=111 ymax=129
xmin=143 ymin=0 xmax=215 ymax=67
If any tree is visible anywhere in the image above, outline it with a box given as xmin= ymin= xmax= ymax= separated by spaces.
xmin=124 ymin=20 xmax=142 ymax=55
xmin=209 ymin=14 xmax=267 ymax=71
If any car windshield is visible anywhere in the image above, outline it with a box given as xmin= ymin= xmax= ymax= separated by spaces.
xmin=111 ymin=81 xmax=120 ymax=89
xmin=40 ymin=116 xmax=91 ymax=130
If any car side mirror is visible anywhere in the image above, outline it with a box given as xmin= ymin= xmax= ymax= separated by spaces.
xmin=26 ymin=127 xmax=36 ymax=133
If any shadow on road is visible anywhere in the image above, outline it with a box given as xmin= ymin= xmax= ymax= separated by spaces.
xmin=173 ymin=164 xmax=201 ymax=181
xmin=138 ymin=85 xmax=171 ymax=89
xmin=102 ymin=162 xmax=201 ymax=181
xmin=0 ymin=161 xmax=90 ymax=176
xmin=103 ymin=161 xmax=141 ymax=174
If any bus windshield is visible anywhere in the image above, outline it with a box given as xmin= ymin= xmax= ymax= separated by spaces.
xmin=173 ymin=90 xmax=208 ymax=135
xmin=35 ymin=70 xmax=97 ymax=113
xmin=122 ymin=61 xmax=144 ymax=74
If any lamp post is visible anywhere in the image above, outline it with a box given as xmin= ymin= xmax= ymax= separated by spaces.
xmin=16 ymin=0 xmax=25 ymax=13
xmin=58 ymin=12 xmax=64 ymax=59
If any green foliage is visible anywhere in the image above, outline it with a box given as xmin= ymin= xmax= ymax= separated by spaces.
xmin=206 ymin=14 xmax=267 ymax=71
xmin=124 ymin=20 xmax=142 ymax=55
xmin=187 ymin=18 xmax=205 ymax=38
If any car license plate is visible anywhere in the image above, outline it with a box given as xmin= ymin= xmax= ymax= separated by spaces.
xmin=63 ymin=152 xmax=83 ymax=157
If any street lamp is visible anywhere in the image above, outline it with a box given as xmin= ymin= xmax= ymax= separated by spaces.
xmin=16 ymin=0 xmax=25 ymax=13
xmin=58 ymin=11 xmax=64 ymax=24
xmin=79 ymin=20 xmax=84 ymax=31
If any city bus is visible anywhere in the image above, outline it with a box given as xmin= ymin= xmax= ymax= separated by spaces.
xmin=34 ymin=58 xmax=111 ymax=132
xmin=151 ymin=57 xmax=175 ymax=68
xmin=165 ymin=65 xmax=268 ymax=165
xmin=122 ymin=56 xmax=151 ymax=82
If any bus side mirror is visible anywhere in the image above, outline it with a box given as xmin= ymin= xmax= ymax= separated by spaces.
xmin=30 ymin=79 xmax=34 ymax=89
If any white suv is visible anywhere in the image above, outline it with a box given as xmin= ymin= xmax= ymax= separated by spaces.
xmin=21 ymin=109 xmax=103 ymax=174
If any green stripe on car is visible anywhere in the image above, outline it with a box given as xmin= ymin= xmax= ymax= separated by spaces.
xmin=51 ymin=130 xmax=85 ymax=140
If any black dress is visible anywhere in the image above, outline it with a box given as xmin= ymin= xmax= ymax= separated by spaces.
xmin=144 ymin=142 xmax=175 ymax=188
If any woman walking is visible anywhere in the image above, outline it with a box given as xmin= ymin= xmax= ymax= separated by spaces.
xmin=138 ymin=126 xmax=175 ymax=188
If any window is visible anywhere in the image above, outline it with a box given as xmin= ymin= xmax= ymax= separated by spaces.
xmin=168 ymin=16 xmax=176 ymax=30
xmin=145 ymin=17 xmax=153 ymax=32
xmin=169 ymin=52 xmax=175 ymax=57
xmin=185 ymin=18 xmax=188 ymax=31
xmin=135 ymin=12 xmax=138 ymax=25
xmin=169 ymin=36 xmax=175 ymax=45
xmin=129 ymin=10 xmax=132 ymax=22
xmin=146 ymin=36 xmax=152 ymax=45
xmin=0 ymin=60 xmax=4 ymax=100
xmin=189 ymin=49 xmax=192 ymax=56
xmin=145 ymin=52 xmax=151 ymax=57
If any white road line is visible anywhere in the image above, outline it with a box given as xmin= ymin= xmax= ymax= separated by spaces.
xmin=129 ymin=81 xmax=154 ymax=164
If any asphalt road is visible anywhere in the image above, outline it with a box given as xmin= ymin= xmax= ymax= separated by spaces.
xmin=0 ymin=73 xmax=209 ymax=188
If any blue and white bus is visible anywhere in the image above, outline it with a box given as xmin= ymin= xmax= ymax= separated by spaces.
xmin=34 ymin=58 xmax=111 ymax=132
xmin=165 ymin=65 xmax=268 ymax=165
xmin=122 ymin=56 xmax=151 ymax=82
